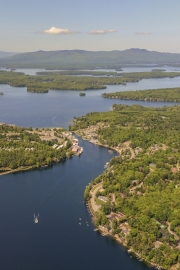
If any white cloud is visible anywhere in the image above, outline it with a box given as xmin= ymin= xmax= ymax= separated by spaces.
xmin=106 ymin=30 xmax=117 ymax=33
xmin=135 ymin=32 xmax=152 ymax=35
xmin=88 ymin=29 xmax=117 ymax=35
xmin=43 ymin=27 xmax=79 ymax=35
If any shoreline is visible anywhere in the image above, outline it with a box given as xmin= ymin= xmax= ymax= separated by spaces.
xmin=86 ymin=190 xmax=162 ymax=270
xmin=73 ymin=131 xmax=121 ymax=155
xmin=79 ymin=134 xmax=162 ymax=270
xmin=0 ymin=158 xmax=65 ymax=177
xmin=0 ymin=125 xmax=83 ymax=177
xmin=0 ymin=166 xmax=34 ymax=176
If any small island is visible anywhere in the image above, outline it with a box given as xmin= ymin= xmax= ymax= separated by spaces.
xmin=0 ymin=70 xmax=180 ymax=93
xmin=152 ymin=69 xmax=166 ymax=72
xmin=0 ymin=92 xmax=3 ymax=95
xmin=79 ymin=92 xmax=86 ymax=96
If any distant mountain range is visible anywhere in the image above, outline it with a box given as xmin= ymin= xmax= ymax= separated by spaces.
xmin=0 ymin=51 xmax=19 ymax=59
xmin=1 ymin=48 xmax=180 ymax=69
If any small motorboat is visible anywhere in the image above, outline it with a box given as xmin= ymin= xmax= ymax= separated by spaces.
xmin=34 ymin=214 xmax=39 ymax=224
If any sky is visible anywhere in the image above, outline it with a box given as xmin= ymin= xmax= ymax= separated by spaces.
xmin=1 ymin=0 xmax=180 ymax=53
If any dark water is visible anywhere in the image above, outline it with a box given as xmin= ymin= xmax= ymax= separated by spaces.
xmin=0 ymin=139 xmax=151 ymax=270
xmin=1 ymin=73 xmax=180 ymax=269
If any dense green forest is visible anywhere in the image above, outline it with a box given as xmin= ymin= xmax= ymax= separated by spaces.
xmin=102 ymin=87 xmax=180 ymax=102
xmin=0 ymin=124 xmax=73 ymax=174
xmin=0 ymin=70 xmax=180 ymax=93
xmin=70 ymin=105 xmax=180 ymax=269
xmin=35 ymin=70 xmax=123 ymax=76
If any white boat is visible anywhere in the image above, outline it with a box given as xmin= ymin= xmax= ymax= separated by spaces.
xmin=34 ymin=214 xmax=39 ymax=224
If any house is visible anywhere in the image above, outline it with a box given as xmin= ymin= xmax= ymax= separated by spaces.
xmin=53 ymin=144 xmax=58 ymax=149
xmin=72 ymin=147 xmax=78 ymax=153
xmin=56 ymin=145 xmax=64 ymax=150
xmin=98 ymin=196 xmax=109 ymax=203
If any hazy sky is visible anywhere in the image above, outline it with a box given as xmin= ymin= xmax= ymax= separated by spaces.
xmin=1 ymin=0 xmax=180 ymax=53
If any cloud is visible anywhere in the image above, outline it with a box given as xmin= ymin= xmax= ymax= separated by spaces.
xmin=135 ymin=32 xmax=152 ymax=35
xmin=88 ymin=29 xmax=117 ymax=35
xmin=43 ymin=27 xmax=79 ymax=35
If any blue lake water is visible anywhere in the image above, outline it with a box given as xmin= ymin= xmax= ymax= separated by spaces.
xmin=0 ymin=72 xmax=180 ymax=269
xmin=1 ymin=76 xmax=180 ymax=129
xmin=1 ymin=65 xmax=180 ymax=75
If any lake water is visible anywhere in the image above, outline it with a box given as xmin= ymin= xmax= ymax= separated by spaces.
xmin=1 ymin=65 xmax=180 ymax=75
xmin=1 ymin=76 xmax=180 ymax=129
xmin=0 ymin=71 xmax=180 ymax=269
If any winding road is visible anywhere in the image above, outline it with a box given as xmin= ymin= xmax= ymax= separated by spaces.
xmin=90 ymin=183 xmax=102 ymax=212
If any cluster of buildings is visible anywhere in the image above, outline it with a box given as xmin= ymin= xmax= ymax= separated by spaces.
xmin=71 ymin=138 xmax=83 ymax=156
xmin=52 ymin=144 xmax=64 ymax=150
xmin=53 ymin=132 xmax=83 ymax=156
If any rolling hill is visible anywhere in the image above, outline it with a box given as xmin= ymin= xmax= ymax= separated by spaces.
xmin=1 ymin=48 xmax=180 ymax=69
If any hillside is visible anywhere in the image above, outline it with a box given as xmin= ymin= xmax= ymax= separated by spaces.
xmin=1 ymin=49 xmax=180 ymax=69
xmin=0 ymin=51 xmax=19 ymax=59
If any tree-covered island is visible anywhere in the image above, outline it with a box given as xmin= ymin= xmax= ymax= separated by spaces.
xmin=69 ymin=104 xmax=180 ymax=269
xmin=0 ymin=70 xmax=180 ymax=93
xmin=0 ymin=123 xmax=83 ymax=175
xmin=102 ymin=87 xmax=180 ymax=103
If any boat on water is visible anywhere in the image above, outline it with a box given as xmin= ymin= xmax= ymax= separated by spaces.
xmin=34 ymin=214 xmax=39 ymax=224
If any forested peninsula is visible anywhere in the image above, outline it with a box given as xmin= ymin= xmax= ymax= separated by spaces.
xmin=0 ymin=123 xmax=82 ymax=175
xmin=70 ymin=104 xmax=180 ymax=269
xmin=102 ymin=87 xmax=180 ymax=103
xmin=0 ymin=70 xmax=180 ymax=93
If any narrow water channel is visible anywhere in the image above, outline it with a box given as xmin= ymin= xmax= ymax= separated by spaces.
xmin=0 ymin=72 xmax=179 ymax=269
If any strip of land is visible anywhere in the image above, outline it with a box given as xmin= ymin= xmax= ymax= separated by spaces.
xmin=0 ymin=70 xmax=180 ymax=93
xmin=70 ymin=104 xmax=180 ymax=270
xmin=0 ymin=123 xmax=83 ymax=176
xmin=102 ymin=87 xmax=180 ymax=102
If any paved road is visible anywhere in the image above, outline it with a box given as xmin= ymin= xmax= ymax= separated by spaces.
xmin=90 ymin=183 xmax=102 ymax=212
xmin=167 ymin=221 xmax=179 ymax=241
